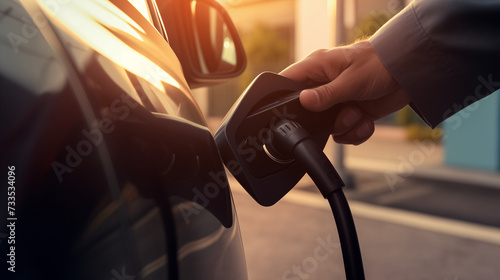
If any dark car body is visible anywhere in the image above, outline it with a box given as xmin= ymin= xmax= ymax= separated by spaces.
xmin=0 ymin=0 xmax=247 ymax=279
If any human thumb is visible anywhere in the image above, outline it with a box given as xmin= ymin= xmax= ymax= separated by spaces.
xmin=299 ymin=82 xmax=340 ymax=112
xmin=299 ymin=68 xmax=365 ymax=112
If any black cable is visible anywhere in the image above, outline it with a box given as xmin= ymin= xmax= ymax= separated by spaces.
xmin=158 ymin=192 xmax=180 ymax=280
xmin=328 ymin=191 xmax=365 ymax=280
xmin=269 ymin=119 xmax=365 ymax=280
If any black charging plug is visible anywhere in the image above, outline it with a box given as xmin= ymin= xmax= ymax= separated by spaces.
xmin=267 ymin=119 xmax=345 ymax=198
xmin=215 ymin=72 xmax=365 ymax=280
xmin=267 ymin=119 xmax=365 ymax=280
xmin=215 ymin=72 xmax=342 ymax=206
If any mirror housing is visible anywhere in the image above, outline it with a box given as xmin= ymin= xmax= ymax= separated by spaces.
xmin=159 ymin=0 xmax=246 ymax=88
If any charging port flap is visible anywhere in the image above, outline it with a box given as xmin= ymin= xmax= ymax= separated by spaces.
xmin=215 ymin=72 xmax=339 ymax=206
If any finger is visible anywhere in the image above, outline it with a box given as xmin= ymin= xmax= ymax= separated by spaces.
xmin=299 ymin=68 xmax=366 ymax=112
xmin=280 ymin=49 xmax=331 ymax=84
xmin=332 ymin=105 xmax=364 ymax=136
xmin=279 ymin=61 xmax=308 ymax=82
xmin=333 ymin=118 xmax=374 ymax=145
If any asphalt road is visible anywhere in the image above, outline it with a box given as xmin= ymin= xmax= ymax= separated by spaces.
xmin=230 ymin=172 xmax=500 ymax=280
xmin=207 ymin=118 xmax=500 ymax=279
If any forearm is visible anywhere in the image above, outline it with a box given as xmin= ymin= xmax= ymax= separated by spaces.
xmin=370 ymin=0 xmax=500 ymax=127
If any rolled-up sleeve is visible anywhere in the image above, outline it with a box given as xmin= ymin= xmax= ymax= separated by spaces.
xmin=370 ymin=0 xmax=500 ymax=127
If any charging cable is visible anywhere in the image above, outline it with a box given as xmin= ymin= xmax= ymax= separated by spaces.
xmin=267 ymin=119 xmax=365 ymax=280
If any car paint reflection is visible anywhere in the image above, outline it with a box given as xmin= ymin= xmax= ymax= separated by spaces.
xmin=1 ymin=0 xmax=248 ymax=279
xmin=37 ymin=0 xmax=180 ymax=92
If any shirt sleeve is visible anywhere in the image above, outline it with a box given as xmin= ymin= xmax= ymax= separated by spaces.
xmin=370 ymin=0 xmax=500 ymax=128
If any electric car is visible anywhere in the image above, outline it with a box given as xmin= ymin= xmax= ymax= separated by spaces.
xmin=0 ymin=0 xmax=247 ymax=279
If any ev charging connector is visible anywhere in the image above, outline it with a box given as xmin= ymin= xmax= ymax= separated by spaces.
xmin=215 ymin=72 xmax=365 ymax=279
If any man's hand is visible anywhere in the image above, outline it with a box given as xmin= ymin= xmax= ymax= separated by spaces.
xmin=280 ymin=40 xmax=410 ymax=145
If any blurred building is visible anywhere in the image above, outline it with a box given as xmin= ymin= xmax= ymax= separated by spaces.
xmin=206 ymin=0 xmax=406 ymax=117
xmin=206 ymin=0 xmax=500 ymax=173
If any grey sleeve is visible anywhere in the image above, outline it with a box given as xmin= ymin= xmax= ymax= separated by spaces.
xmin=370 ymin=0 xmax=500 ymax=128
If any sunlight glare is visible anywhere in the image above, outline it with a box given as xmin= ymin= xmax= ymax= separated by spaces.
xmin=37 ymin=0 xmax=180 ymax=91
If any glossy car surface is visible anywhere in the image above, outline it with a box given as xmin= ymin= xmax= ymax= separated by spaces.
xmin=0 ymin=0 xmax=247 ymax=279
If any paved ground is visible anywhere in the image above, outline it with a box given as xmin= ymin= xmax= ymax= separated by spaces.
xmin=231 ymin=178 xmax=500 ymax=280
xmin=208 ymin=118 xmax=500 ymax=280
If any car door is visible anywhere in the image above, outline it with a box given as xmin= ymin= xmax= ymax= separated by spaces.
xmin=0 ymin=0 xmax=247 ymax=279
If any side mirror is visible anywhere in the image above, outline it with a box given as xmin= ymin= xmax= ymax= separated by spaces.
xmin=160 ymin=0 xmax=246 ymax=88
